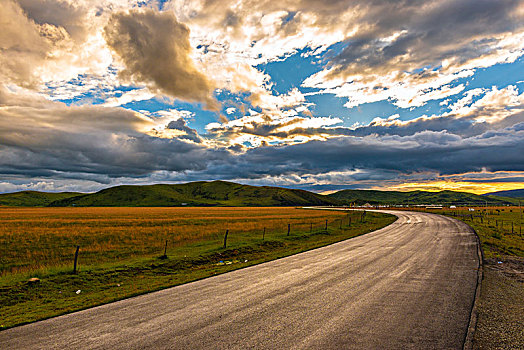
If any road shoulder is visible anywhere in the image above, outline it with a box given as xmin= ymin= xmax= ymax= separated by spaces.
xmin=472 ymin=261 xmax=524 ymax=349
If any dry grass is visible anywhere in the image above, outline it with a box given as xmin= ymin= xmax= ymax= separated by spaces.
xmin=0 ymin=207 xmax=347 ymax=275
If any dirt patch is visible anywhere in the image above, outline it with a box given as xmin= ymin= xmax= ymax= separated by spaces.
xmin=484 ymin=256 xmax=524 ymax=283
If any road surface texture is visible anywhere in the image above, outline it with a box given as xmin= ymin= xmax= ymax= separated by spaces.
xmin=0 ymin=211 xmax=480 ymax=349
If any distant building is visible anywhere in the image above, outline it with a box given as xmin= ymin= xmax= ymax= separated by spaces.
xmin=449 ymin=205 xmax=456 ymax=209
xmin=362 ymin=203 xmax=373 ymax=208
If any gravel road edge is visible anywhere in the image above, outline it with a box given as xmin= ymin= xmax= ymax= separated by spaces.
xmin=463 ymin=226 xmax=484 ymax=350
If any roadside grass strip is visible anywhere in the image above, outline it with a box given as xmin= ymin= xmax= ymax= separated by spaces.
xmin=0 ymin=208 xmax=395 ymax=329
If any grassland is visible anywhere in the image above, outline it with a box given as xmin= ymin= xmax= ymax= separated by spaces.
xmin=0 ymin=191 xmax=81 ymax=207
xmin=0 ymin=207 xmax=395 ymax=329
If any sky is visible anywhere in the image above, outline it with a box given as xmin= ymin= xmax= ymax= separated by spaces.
xmin=1 ymin=0 xmax=524 ymax=194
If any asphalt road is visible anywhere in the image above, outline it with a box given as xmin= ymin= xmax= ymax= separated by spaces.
xmin=0 ymin=211 xmax=480 ymax=349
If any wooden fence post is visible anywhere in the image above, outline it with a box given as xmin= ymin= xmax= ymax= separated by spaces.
xmin=310 ymin=222 xmax=313 ymax=233
xmin=223 ymin=229 xmax=229 ymax=249
xmin=325 ymin=220 xmax=328 ymax=231
xmin=287 ymin=223 xmax=290 ymax=236
xmin=73 ymin=245 xmax=80 ymax=274
xmin=162 ymin=240 xmax=168 ymax=258
xmin=263 ymin=227 xmax=266 ymax=240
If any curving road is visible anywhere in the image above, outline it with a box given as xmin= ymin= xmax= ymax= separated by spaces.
xmin=0 ymin=211 xmax=480 ymax=349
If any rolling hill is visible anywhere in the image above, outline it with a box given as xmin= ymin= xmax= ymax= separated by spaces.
xmin=484 ymin=189 xmax=524 ymax=199
xmin=328 ymin=189 xmax=514 ymax=206
xmin=48 ymin=181 xmax=340 ymax=207
xmin=0 ymin=191 xmax=82 ymax=207
xmin=1 ymin=182 xmax=519 ymax=207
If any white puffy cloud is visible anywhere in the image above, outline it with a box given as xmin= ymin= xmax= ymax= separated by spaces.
xmin=445 ymin=85 xmax=524 ymax=123
xmin=0 ymin=0 xmax=115 ymax=88
xmin=301 ymin=0 xmax=524 ymax=108
xmin=103 ymin=88 xmax=156 ymax=107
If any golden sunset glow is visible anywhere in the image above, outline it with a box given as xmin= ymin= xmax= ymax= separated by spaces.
xmin=383 ymin=181 xmax=524 ymax=195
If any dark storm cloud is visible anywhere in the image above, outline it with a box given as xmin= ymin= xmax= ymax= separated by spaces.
xmin=218 ymin=126 xmax=524 ymax=181
xmin=0 ymin=88 xmax=228 ymax=179
xmin=167 ymin=118 xmax=202 ymax=143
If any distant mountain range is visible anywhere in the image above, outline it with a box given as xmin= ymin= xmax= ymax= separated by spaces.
xmin=483 ymin=189 xmax=524 ymax=199
xmin=0 ymin=181 xmax=519 ymax=207
xmin=327 ymin=189 xmax=516 ymax=206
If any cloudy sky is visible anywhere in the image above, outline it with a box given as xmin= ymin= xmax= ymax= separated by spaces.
xmin=1 ymin=0 xmax=524 ymax=194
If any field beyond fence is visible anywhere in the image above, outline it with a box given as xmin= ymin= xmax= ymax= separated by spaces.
xmin=0 ymin=207 xmax=395 ymax=329
xmin=0 ymin=207 xmax=362 ymax=276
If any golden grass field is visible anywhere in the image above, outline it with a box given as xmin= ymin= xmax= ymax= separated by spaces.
xmin=0 ymin=207 xmax=350 ymax=275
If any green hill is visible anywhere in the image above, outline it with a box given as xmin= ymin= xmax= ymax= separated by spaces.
xmin=328 ymin=189 xmax=514 ymax=206
xmin=4 ymin=182 xmax=518 ymax=208
xmin=49 ymin=181 xmax=340 ymax=207
xmin=0 ymin=191 xmax=82 ymax=207
xmin=484 ymin=189 xmax=524 ymax=199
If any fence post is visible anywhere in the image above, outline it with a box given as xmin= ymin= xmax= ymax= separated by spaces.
xmin=223 ymin=229 xmax=229 ymax=249
xmin=73 ymin=245 xmax=80 ymax=274
xmin=263 ymin=227 xmax=266 ymax=240
xmin=162 ymin=240 xmax=168 ymax=258
xmin=325 ymin=219 xmax=328 ymax=231
xmin=310 ymin=222 xmax=312 ymax=233
xmin=287 ymin=223 xmax=290 ymax=236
